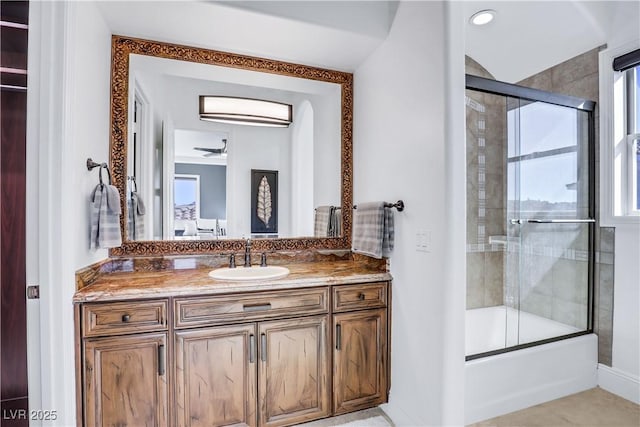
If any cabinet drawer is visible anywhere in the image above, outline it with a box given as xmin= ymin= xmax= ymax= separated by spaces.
xmin=175 ymin=287 xmax=329 ymax=328
xmin=332 ymin=282 xmax=387 ymax=312
xmin=82 ymin=300 xmax=168 ymax=337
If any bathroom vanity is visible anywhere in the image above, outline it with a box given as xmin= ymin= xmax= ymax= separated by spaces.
xmin=74 ymin=34 xmax=391 ymax=426
xmin=74 ymin=258 xmax=391 ymax=427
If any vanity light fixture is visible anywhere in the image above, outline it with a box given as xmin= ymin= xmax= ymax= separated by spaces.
xmin=469 ymin=9 xmax=496 ymax=26
xmin=199 ymin=96 xmax=293 ymax=128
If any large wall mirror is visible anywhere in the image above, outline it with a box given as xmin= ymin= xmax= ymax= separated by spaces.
xmin=109 ymin=36 xmax=353 ymax=256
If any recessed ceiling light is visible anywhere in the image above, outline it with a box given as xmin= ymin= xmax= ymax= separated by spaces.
xmin=470 ymin=9 xmax=496 ymax=26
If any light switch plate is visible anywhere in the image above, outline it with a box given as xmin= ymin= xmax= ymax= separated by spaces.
xmin=416 ymin=229 xmax=431 ymax=252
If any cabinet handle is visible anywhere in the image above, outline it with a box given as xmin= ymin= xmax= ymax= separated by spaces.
xmin=243 ymin=303 xmax=272 ymax=312
xmin=358 ymin=293 xmax=366 ymax=301
xmin=122 ymin=314 xmax=131 ymax=322
xmin=336 ymin=324 xmax=341 ymax=350
xmin=158 ymin=344 xmax=165 ymax=376
xmin=260 ymin=333 xmax=267 ymax=362
xmin=249 ymin=334 xmax=256 ymax=363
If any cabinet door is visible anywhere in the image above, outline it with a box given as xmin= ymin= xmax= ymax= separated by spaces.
xmin=84 ymin=333 xmax=168 ymax=427
xmin=333 ymin=309 xmax=388 ymax=414
xmin=175 ymin=324 xmax=257 ymax=427
xmin=258 ymin=316 xmax=329 ymax=427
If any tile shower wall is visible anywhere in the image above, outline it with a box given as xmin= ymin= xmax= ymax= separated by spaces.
xmin=516 ymin=47 xmax=614 ymax=364
xmin=466 ymin=57 xmax=505 ymax=309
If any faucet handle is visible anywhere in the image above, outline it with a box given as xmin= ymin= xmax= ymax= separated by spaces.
xmin=260 ymin=252 xmax=267 ymax=267
xmin=229 ymin=253 xmax=236 ymax=268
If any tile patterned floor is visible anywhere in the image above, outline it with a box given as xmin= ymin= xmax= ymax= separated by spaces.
xmin=297 ymin=408 xmax=392 ymax=427
xmin=297 ymin=387 xmax=639 ymax=427
xmin=469 ymin=387 xmax=639 ymax=427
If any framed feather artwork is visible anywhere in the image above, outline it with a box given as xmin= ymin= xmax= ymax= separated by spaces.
xmin=251 ymin=169 xmax=278 ymax=234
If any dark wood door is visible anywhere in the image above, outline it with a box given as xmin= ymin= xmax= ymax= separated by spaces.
xmin=84 ymin=333 xmax=169 ymax=427
xmin=0 ymin=1 xmax=29 ymax=425
xmin=174 ymin=324 xmax=257 ymax=427
xmin=333 ymin=309 xmax=388 ymax=414
xmin=258 ymin=316 xmax=329 ymax=427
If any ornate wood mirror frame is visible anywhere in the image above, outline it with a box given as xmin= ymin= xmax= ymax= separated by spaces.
xmin=109 ymin=36 xmax=353 ymax=256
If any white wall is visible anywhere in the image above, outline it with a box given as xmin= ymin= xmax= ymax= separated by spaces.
xmin=597 ymin=35 xmax=640 ymax=403
xmin=354 ymin=2 xmax=464 ymax=425
xmin=613 ymin=226 xmax=640 ymax=375
xmin=226 ymin=125 xmax=292 ymax=237
xmin=29 ymin=2 xmax=112 ymax=425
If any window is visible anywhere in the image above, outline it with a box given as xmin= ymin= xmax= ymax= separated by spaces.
xmin=600 ymin=43 xmax=640 ymax=223
xmin=627 ymin=65 xmax=640 ymax=211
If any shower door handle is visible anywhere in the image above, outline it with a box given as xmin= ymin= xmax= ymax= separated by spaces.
xmin=526 ymin=219 xmax=595 ymax=224
xmin=510 ymin=219 xmax=595 ymax=224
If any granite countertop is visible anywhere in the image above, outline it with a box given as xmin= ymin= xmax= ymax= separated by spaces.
xmin=74 ymin=259 xmax=392 ymax=303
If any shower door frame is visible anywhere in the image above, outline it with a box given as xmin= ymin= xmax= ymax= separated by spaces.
xmin=465 ymin=74 xmax=596 ymax=361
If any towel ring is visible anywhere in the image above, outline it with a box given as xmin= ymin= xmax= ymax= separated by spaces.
xmin=128 ymin=176 xmax=138 ymax=193
xmin=87 ymin=158 xmax=111 ymax=185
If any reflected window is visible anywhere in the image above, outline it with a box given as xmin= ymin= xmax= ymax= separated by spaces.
xmin=174 ymin=174 xmax=200 ymax=220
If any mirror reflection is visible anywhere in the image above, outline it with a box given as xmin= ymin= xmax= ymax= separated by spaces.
xmin=126 ymin=54 xmax=342 ymax=241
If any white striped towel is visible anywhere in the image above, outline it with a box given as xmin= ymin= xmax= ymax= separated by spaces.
xmin=90 ymin=184 xmax=122 ymax=249
xmin=352 ymin=202 xmax=394 ymax=259
xmin=314 ymin=206 xmax=332 ymax=237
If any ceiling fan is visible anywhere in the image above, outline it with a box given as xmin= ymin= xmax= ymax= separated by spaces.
xmin=194 ymin=139 xmax=227 ymax=157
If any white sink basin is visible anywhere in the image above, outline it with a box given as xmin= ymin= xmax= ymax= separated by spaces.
xmin=209 ymin=266 xmax=290 ymax=281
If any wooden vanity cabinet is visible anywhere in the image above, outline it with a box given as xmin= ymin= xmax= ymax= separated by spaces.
xmin=332 ymin=283 xmax=389 ymax=414
xmin=83 ymin=333 xmax=169 ymax=427
xmin=173 ymin=317 xmax=329 ymax=427
xmin=76 ymin=281 xmax=390 ymax=427
xmin=79 ymin=299 xmax=170 ymax=427
xmin=174 ymin=324 xmax=257 ymax=427
xmin=173 ymin=287 xmax=330 ymax=427
xmin=258 ymin=316 xmax=330 ymax=427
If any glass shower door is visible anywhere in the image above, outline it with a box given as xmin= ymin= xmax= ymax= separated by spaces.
xmin=508 ymin=99 xmax=593 ymax=345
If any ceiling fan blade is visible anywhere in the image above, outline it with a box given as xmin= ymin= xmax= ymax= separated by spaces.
xmin=194 ymin=147 xmax=222 ymax=154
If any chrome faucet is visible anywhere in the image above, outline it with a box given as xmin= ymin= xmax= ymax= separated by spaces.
xmin=244 ymin=239 xmax=252 ymax=267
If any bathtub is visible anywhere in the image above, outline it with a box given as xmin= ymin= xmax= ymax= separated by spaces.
xmin=466 ymin=305 xmax=581 ymax=356
xmin=465 ymin=306 xmax=598 ymax=424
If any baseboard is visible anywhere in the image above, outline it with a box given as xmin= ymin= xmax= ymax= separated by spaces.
xmin=598 ymin=364 xmax=640 ymax=404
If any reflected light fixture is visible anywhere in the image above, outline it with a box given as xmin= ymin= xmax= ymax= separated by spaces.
xmin=469 ymin=9 xmax=496 ymax=26
xmin=199 ymin=96 xmax=293 ymax=128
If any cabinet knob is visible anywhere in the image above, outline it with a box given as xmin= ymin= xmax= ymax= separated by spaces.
xmin=358 ymin=293 xmax=366 ymax=301
xmin=122 ymin=314 xmax=131 ymax=322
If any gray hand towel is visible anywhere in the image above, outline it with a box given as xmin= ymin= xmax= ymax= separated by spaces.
xmin=330 ymin=207 xmax=342 ymax=237
xmin=352 ymin=202 xmax=394 ymax=259
xmin=128 ymin=192 xmax=145 ymax=240
xmin=90 ymin=184 xmax=122 ymax=249
xmin=131 ymin=191 xmax=145 ymax=215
